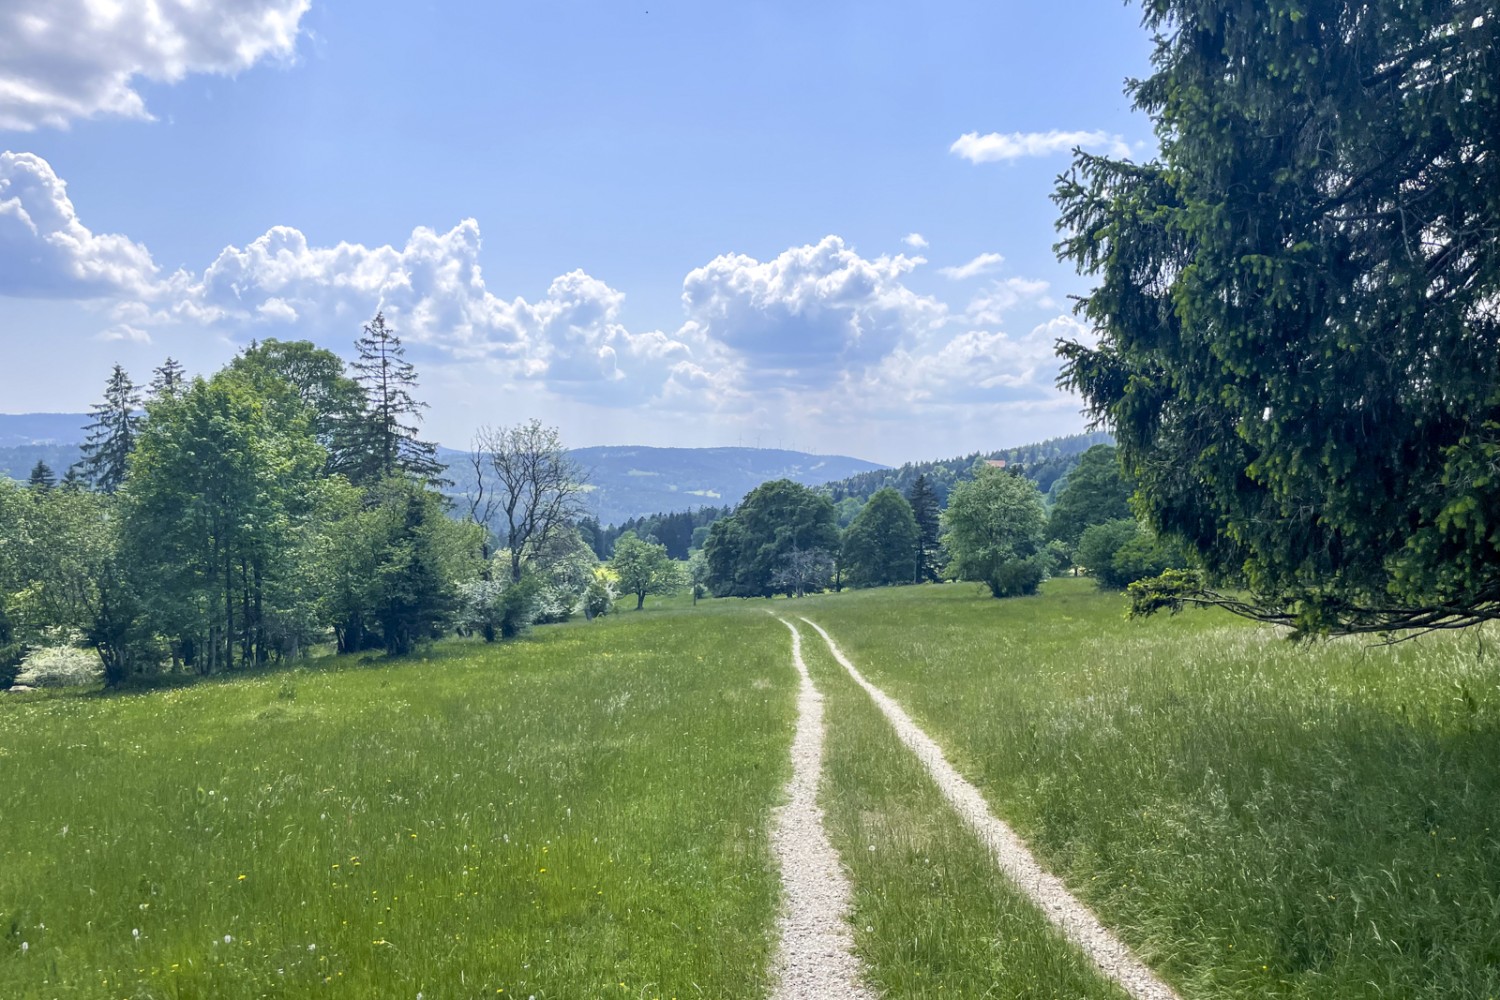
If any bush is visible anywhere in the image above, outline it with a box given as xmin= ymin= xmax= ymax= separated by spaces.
xmin=1077 ymin=518 xmax=1186 ymax=590
xmin=14 ymin=645 xmax=103 ymax=688
xmin=532 ymin=582 xmax=577 ymax=626
xmin=986 ymin=554 xmax=1049 ymax=598
xmin=495 ymin=575 xmax=542 ymax=638
xmin=583 ymin=575 xmax=615 ymax=619
xmin=457 ymin=575 xmax=543 ymax=641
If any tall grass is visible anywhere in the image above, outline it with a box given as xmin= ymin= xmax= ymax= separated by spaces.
xmin=0 ymin=608 xmax=796 ymax=999
xmin=794 ymin=619 xmax=1128 ymax=999
xmin=799 ymin=578 xmax=1500 ymax=999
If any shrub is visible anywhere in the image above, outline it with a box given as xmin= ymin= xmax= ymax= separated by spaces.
xmin=583 ymin=575 xmax=616 ymax=619
xmin=14 ymin=645 xmax=103 ymax=688
xmin=986 ymin=553 xmax=1049 ymax=598
xmin=1077 ymin=519 xmax=1186 ymax=590
xmin=457 ymin=575 xmax=543 ymax=641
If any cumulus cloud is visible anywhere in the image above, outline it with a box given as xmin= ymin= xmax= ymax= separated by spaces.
xmin=167 ymin=219 xmax=720 ymax=406
xmin=0 ymin=150 xmax=162 ymax=297
xmin=0 ymin=153 xmax=1090 ymax=432
xmin=950 ymin=129 xmax=1131 ymax=163
xmin=903 ymin=232 xmax=929 ymax=249
xmin=939 ymin=252 xmax=1005 ymax=281
xmin=0 ymin=0 xmax=310 ymax=131
xmin=858 ymin=314 xmax=1092 ymax=410
xmin=680 ymin=235 xmax=942 ymax=389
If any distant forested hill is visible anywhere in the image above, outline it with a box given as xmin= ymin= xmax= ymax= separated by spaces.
xmin=821 ymin=430 xmax=1114 ymax=508
xmin=0 ymin=413 xmax=883 ymax=527
xmin=445 ymin=444 xmax=885 ymax=527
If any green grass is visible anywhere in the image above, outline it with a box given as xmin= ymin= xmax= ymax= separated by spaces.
xmin=0 ymin=607 xmax=796 ymax=1000
xmin=8 ymin=582 xmax=1500 ymax=999
xmin=792 ymin=617 xmax=1128 ymax=999
xmin=796 ymin=578 xmax=1500 ymax=999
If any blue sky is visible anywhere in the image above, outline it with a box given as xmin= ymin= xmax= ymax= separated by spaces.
xmin=0 ymin=0 xmax=1155 ymax=464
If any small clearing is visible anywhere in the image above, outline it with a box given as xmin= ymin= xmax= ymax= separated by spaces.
xmin=800 ymin=616 xmax=1181 ymax=1000
xmin=769 ymin=616 xmax=878 ymax=1000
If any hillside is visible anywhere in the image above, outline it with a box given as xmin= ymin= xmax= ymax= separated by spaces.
xmin=820 ymin=430 xmax=1114 ymax=507
xmin=446 ymin=444 xmax=884 ymax=527
xmin=0 ymin=414 xmax=883 ymax=527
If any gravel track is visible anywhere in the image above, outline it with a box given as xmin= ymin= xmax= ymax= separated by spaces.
xmin=768 ymin=616 xmax=879 ymax=1000
xmin=800 ymin=616 xmax=1182 ymax=1000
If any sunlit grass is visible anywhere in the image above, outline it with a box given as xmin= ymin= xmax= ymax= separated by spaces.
xmin=0 ymin=608 xmax=795 ymax=999
xmin=798 ymin=578 xmax=1500 ymax=999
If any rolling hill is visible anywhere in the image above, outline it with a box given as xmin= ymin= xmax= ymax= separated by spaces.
xmin=0 ymin=413 xmax=884 ymax=527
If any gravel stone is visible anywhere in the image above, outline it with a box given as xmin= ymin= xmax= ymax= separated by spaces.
xmin=769 ymin=616 xmax=879 ymax=1000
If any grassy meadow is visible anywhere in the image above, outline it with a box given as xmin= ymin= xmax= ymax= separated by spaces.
xmin=0 ymin=607 xmax=796 ymax=999
xmin=797 ymin=578 xmax=1500 ymax=999
xmin=5 ymin=579 xmax=1500 ymax=998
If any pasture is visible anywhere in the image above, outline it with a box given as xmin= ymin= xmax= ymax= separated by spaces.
xmin=3 ymin=579 xmax=1498 ymax=998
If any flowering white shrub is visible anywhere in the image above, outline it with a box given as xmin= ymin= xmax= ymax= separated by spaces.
xmin=14 ymin=645 xmax=103 ymax=687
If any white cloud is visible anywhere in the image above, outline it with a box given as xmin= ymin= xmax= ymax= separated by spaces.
xmin=856 ymin=314 xmax=1092 ymax=411
xmin=96 ymin=322 xmax=151 ymax=344
xmin=939 ymin=252 xmax=1005 ymax=281
xmin=0 ymin=153 xmax=1096 ymax=440
xmin=0 ymin=150 xmax=162 ymax=298
xmin=950 ymin=129 xmax=1132 ymax=163
xmin=966 ymin=277 xmax=1055 ymax=325
xmin=0 ymin=0 xmax=311 ymax=131
xmin=680 ymin=235 xmax=942 ymax=389
xmin=903 ymin=232 xmax=929 ymax=249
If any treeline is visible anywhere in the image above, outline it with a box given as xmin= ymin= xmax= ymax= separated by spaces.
xmin=580 ymin=506 xmax=729 ymax=561
xmin=1 ymin=317 xmax=615 ymax=691
xmin=702 ymin=444 xmax=1186 ymax=600
xmin=822 ymin=430 xmax=1113 ymax=507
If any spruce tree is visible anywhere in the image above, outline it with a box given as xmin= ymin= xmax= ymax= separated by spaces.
xmin=27 ymin=461 xmax=56 ymax=491
xmin=346 ymin=314 xmax=447 ymax=486
xmin=149 ymin=357 xmax=187 ymax=400
xmin=58 ymin=466 xmax=86 ymax=493
xmin=77 ymin=364 xmax=141 ymax=493
xmin=906 ymin=474 xmax=941 ymax=582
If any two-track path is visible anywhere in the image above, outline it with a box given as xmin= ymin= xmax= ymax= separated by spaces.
xmin=799 ymin=616 xmax=1183 ymax=1000
xmin=766 ymin=616 xmax=878 ymax=1000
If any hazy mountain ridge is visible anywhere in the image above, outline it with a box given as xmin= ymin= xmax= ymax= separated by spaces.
xmin=0 ymin=414 xmax=884 ymax=526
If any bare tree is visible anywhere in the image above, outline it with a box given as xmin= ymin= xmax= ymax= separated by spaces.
xmin=464 ymin=433 xmax=502 ymax=579
xmin=473 ymin=420 xmax=590 ymax=583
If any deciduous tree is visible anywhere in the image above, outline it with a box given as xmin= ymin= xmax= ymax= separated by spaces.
xmin=702 ymin=479 xmax=840 ymax=597
xmin=942 ymin=465 xmax=1047 ymax=598
xmin=474 ymin=419 xmax=590 ymax=583
xmin=609 ymin=531 xmax=679 ymax=610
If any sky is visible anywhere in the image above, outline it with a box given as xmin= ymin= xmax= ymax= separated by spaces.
xmin=0 ymin=0 xmax=1157 ymax=466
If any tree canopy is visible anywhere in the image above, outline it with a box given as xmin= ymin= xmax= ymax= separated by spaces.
xmin=703 ymin=479 xmax=840 ymax=598
xmin=841 ymin=487 xmax=920 ymax=588
xmin=1046 ymin=444 xmax=1133 ymax=548
xmin=941 ymin=465 xmax=1047 ymax=599
xmin=608 ymin=531 xmax=679 ymax=610
xmin=1055 ymin=0 xmax=1499 ymax=637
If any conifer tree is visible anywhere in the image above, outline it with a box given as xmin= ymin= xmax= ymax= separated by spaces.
xmin=58 ymin=466 xmax=86 ymax=493
xmin=27 ymin=461 xmax=55 ymax=491
xmin=346 ymin=314 xmax=447 ymax=486
xmin=906 ymin=473 xmax=941 ymax=582
xmin=149 ymin=357 xmax=187 ymax=400
xmin=77 ymin=364 xmax=141 ymax=493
